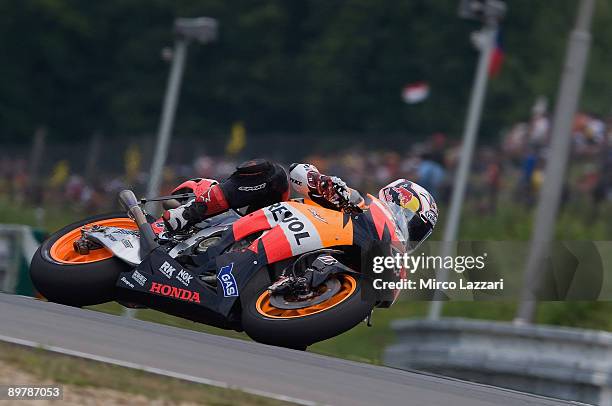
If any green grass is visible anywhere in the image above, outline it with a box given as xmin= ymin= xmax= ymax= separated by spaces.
xmin=0 ymin=341 xmax=290 ymax=405
xmin=309 ymin=302 xmax=429 ymax=363
xmin=0 ymin=197 xmax=87 ymax=233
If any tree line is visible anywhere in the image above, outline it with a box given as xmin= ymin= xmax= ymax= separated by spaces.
xmin=1 ymin=0 xmax=611 ymax=143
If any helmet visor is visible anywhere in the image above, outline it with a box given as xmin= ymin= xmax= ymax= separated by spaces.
xmin=383 ymin=200 xmax=413 ymax=244
xmin=383 ymin=200 xmax=432 ymax=253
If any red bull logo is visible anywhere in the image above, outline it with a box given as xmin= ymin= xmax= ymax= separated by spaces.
xmin=393 ymin=186 xmax=413 ymax=206
xmin=392 ymin=185 xmax=420 ymax=212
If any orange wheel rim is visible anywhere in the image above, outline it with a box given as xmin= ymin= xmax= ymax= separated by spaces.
xmin=255 ymin=274 xmax=357 ymax=319
xmin=49 ymin=218 xmax=137 ymax=264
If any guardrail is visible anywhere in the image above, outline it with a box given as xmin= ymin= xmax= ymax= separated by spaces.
xmin=0 ymin=225 xmax=44 ymax=295
xmin=384 ymin=317 xmax=612 ymax=405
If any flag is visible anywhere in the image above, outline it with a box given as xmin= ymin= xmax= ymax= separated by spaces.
xmin=226 ymin=121 xmax=246 ymax=156
xmin=49 ymin=160 xmax=69 ymax=187
xmin=402 ymin=82 xmax=429 ymax=104
xmin=488 ymin=29 xmax=504 ymax=77
xmin=124 ymin=144 xmax=141 ymax=181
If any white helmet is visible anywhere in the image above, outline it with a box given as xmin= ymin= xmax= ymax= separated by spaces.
xmin=378 ymin=179 xmax=438 ymax=251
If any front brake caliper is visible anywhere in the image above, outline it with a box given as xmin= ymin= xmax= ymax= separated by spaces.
xmin=268 ymin=276 xmax=297 ymax=295
xmin=268 ymin=275 xmax=311 ymax=297
xmin=73 ymin=226 xmax=104 ymax=254
xmin=269 ymin=254 xmax=344 ymax=295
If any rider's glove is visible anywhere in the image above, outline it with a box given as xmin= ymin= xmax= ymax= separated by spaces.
xmin=161 ymin=206 xmax=189 ymax=232
xmin=289 ymin=163 xmax=357 ymax=211
xmin=317 ymin=175 xmax=351 ymax=205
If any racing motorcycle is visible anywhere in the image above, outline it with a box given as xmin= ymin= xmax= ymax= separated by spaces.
xmin=30 ymin=179 xmax=405 ymax=349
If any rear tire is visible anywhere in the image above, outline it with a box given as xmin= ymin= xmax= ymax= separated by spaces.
xmin=30 ymin=213 xmax=133 ymax=306
xmin=241 ymin=270 xmax=375 ymax=349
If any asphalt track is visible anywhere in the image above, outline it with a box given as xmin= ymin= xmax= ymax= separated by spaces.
xmin=0 ymin=293 xmax=573 ymax=406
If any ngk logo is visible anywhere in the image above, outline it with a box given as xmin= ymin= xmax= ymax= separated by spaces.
xmin=176 ymin=269 xmax=193 ymax=287
xmin=149 ymin=282 xmax=201 ymax=303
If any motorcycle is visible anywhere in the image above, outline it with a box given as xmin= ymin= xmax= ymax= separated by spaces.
xmin=30 ymin=179 xmax=404 ymax=349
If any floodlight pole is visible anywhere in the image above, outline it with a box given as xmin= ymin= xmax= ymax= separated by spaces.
xmin=146 ymin=38 xmax=189 ymax=203
xmin=146 ymin=18 xmax=218 ymax=207
xmin=427 ymin=13 xmax=499 ymax=320
xmin=514 ymin=0 xmax=595 ymax=324
xmin=128 ymin=18 xmax=216 ymax=320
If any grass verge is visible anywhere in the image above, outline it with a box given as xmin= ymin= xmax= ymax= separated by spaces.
xmin=0 ymin=341 xmax=291 ymax=406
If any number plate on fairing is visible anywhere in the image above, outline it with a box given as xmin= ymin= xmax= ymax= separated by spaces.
xmin=84 ymin=227 xmax=142 ymax=265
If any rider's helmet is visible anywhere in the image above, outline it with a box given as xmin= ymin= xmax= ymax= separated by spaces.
xmin=378 ymin=179 xmax=438 ymax=252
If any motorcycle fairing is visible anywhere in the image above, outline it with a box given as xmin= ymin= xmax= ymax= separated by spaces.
xmin=366 ymin=196 xmax=400 ymax=242
xmin=211 ymin=198 xmax=404 ymax=315
xmin=232 ymin=201 xmax=354 ymax=263
xmin=117 ymin=244 xmax=262 ymax=317
xmin=117 ymin=248 xmax=221 ymax=307
xmin=117 ymin=196 xmax=405 ymax=317
xmin=202 ymin=197 xmax=397 ymax=270
xmin=201 ymin=197 xmax=399 ymax=279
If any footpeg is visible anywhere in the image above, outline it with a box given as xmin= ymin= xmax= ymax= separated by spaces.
xmin=199 ymin=272 xmax=217 ymax=285
xmin=365 ymin=310 xmax=373 ymax=327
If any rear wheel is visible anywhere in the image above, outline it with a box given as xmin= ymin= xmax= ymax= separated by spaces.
xmin=241 ymin=269 xmax=375 ymax=349
xmin=30 ymin=213 xmax=136 ymax=306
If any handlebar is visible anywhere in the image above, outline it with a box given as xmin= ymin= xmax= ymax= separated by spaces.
xmin=139 ymin=192 xmax=195 ymax=204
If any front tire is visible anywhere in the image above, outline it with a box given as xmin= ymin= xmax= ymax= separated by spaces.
xmin=30 ymin=213 xmax=135 ymax=306
xmin=241 ymin=270 xmax=375 ymax=349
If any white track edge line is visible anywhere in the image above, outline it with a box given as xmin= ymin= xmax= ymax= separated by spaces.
xmin=0 ymin=334 xmax=320 ymax=406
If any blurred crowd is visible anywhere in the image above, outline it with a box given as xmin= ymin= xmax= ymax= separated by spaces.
xmin=1 ymin=109 xmax=612 ymax=220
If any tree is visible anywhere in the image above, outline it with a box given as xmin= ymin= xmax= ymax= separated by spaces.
xmin=0 ymin=0 xmax=610 ymax=143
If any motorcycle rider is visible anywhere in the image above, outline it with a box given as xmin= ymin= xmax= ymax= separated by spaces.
xmin=162 ymin=158 xmax=437 ymax=251
xmin=162 ymin=159 xmax=355 ymax=230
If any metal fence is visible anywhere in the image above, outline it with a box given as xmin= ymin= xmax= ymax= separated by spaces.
xmin=385 ymin=317 xmax=612 ymax=405
xmin=0 ymin=225 xmax=42 ymax=296
xmin=2 ymin=132 xmax=423 ymax=178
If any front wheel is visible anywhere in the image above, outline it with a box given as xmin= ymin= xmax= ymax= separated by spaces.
xmin=241 ymin=270 xmax=375 ymax=349
xmin=30 ymin=213 xmax=136 ymax=306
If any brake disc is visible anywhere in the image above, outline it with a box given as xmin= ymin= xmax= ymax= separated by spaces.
xmin=269 ymin=277 xmax=341 ymax=310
